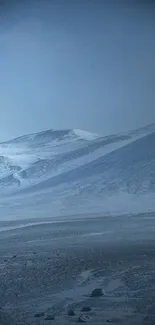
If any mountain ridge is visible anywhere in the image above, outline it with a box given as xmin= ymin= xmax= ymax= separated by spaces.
xmin=1 ymin=128 xmax=99 ymax=145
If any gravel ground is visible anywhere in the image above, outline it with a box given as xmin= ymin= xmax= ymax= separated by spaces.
xmin=0 ymin=213 xmax=155 ymax=324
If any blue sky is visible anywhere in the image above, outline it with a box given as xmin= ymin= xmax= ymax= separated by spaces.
xmin=0 ymin=0 xmax=155 ymax=140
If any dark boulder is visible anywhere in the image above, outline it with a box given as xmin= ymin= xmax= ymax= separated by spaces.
xmin=34 ymin=312 xmax=45 ymax=318
xmin=91 ymin=288 xmax=104 ymax=297
xmin=68 ymin=309 xmax=76 ymax=316
xmin=45 ymin=314 xmax=55 ymax=320
xmin=81 ymin=307 xmax=92 ymax=312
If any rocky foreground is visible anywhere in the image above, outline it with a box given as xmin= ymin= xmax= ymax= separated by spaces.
xmin=0 ymin=213 xmax=155 ymax=324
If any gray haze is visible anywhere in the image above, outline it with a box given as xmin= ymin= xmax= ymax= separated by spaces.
xmin=0 ymin=0 xmax=155 ymax=141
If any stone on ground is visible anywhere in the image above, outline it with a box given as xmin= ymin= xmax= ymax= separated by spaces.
xmin=91 ymin=288 xmax=104 ymax=297
xmin=81 ymin=307 xmax=92 ymax=312
xmin=34 ymin=312 xmax=45 ymax=318
xmin=78 ymin=315 xmax=91 ymax=322
xmin=68 ymin=309 xmax=76 ymax=316
xmin=45 ymin=314 xmax=55 ymax=320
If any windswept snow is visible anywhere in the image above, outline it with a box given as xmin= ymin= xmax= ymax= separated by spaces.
xmin=0 ymin=125 xmax=155 ymax=220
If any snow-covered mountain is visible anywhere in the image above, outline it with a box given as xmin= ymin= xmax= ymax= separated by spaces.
xmin=0 ymin=124 xmax=155 ymax=220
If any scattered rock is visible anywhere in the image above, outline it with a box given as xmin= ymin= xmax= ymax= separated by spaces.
xmin=81 ymin=307 xmax=91 ymax=312
xmin=106 ymin=318 xmax=120 ymax=323
xmin=91 ymin=288 xmax=104 ymax=297
xmin=78 ymin=315 xmax=91 ymax=322
xmin=68 ymin=309 xmax=76 ymax=316
xmin=34 ymin=312 xmax=45 ymax=318
xmin=45 ymin=314 xmax=55 ymax=320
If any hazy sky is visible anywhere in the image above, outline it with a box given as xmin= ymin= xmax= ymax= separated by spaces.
xmin=0 ymin=0 xmax=155 ymax=140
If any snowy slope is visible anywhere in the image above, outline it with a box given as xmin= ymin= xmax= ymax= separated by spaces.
xmin=0 ymin=124 xmax=155 ymax=219
xmin=0 ymin=128 xmax=133 ymax=193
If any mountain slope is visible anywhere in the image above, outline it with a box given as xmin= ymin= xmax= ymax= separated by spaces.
xmin=0 ymin=128 xmax=135 ymax=193
xmin=17 ymin=130 xmax=155 ymax=195
xmin=0 ymin=124 xmax=155 ymax=219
